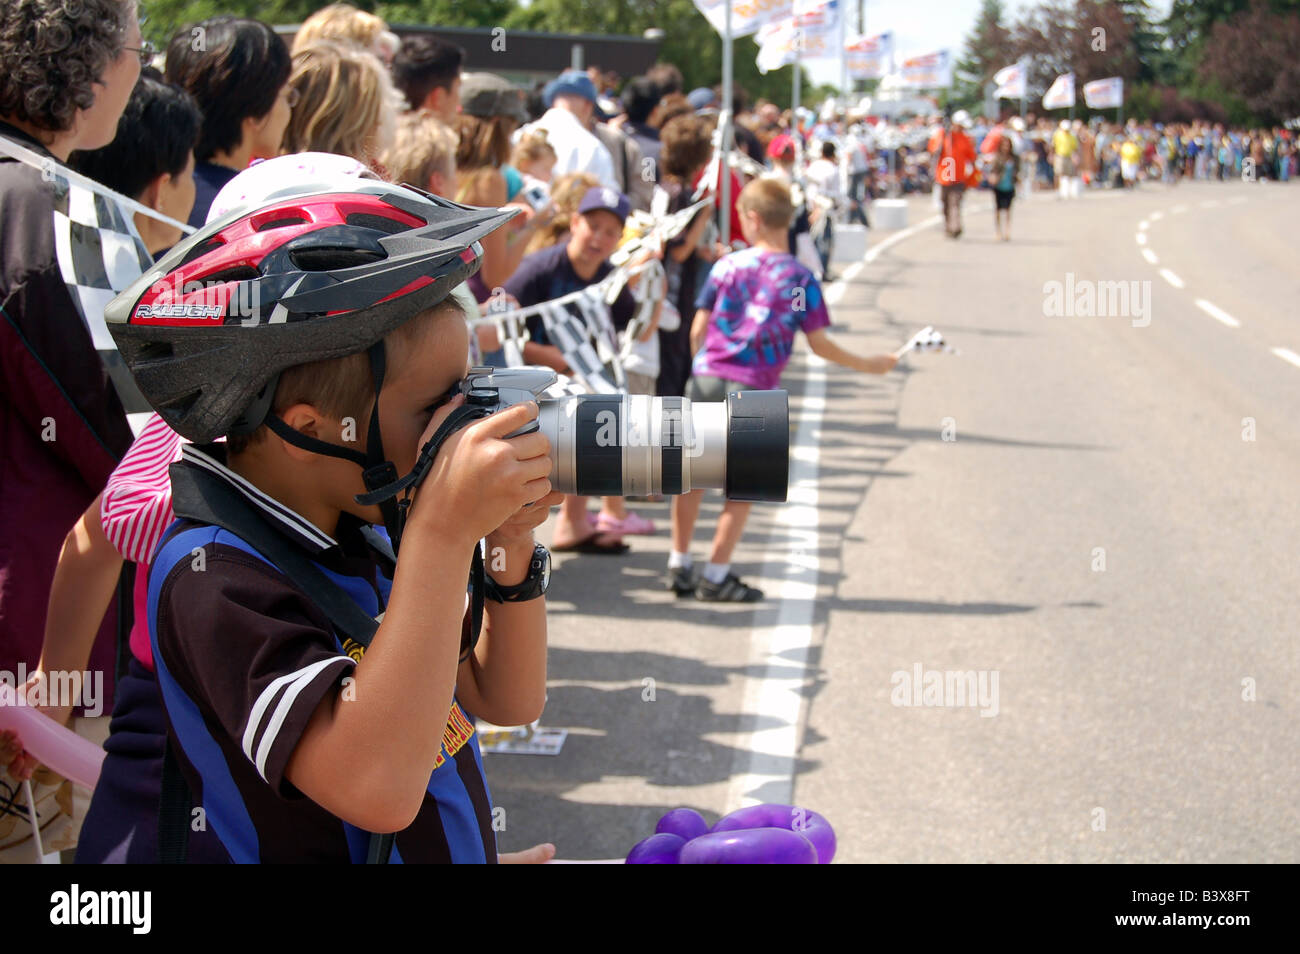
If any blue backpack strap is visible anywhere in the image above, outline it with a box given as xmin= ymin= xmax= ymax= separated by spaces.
xmin=148 ymin=523 xmax=221 ymax=865
xmin=153 ymin=461 xmax=397 ymax=863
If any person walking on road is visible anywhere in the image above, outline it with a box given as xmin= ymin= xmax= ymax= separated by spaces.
xmin=987 ymin=135 xmax=1019 ymax=241
xmin=1053 ymin=119 xmax=1080 ymax=199
xmin=928 ymin=109 xmax=976 ymax=238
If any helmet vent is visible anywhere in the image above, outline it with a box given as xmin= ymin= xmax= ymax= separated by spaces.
xmin=136 ymin=340 xmax=174 ymax=361
xmin=289 ymin=247 xmax=385 ymax=271
xmin=161 ymin=388 xmax=201 ymax=420
xmin=203 ymin=266 xmax=260 ymax=286
xmin=177 ymin=236 xmax=226 ymax=268
xmin=346 ymin=212 xmax=410 ymax=235
xmin=256 ymin=215 xmax=309 ymax=232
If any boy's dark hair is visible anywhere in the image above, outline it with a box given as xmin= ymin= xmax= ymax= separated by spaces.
xmin=0 ymin=0 xmax=133 ymax=134
xmin=622 ymin=76 xmax=660 ymax=125
xmin=164 ymin=16 xmax=291 ymax=162
xmin=226 ymin=297 xmax=464 ymax=455
xmin=68 ymin=69 xmax=201 ymax=200
xmin=732 ymin=86 xmax=749 ymax=116
xmin=821 ymin=140 xmax=836 ymax=160
xmin=646 ymin=62 xmax=683 ymax=97
xmin=659 ymin=114 xmax=713 ymax=181
xmin=392 ymin=35 xmax=465 ymax=112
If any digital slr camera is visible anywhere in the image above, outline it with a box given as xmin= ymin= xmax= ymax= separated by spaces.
xmin=453 ymin=367 xmax=789 ymax=501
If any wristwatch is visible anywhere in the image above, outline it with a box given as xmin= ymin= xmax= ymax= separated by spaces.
xmin=483 ymin=543 xmax=551 ymax=603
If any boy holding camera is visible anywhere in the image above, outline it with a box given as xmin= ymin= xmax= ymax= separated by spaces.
xmin=100 ymin=180 xmax=562 ymax=862
xmin=668 ymin=178 xmax=899 ymax=602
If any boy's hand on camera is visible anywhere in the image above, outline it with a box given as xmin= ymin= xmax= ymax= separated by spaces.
xmin=488 ymin=489 xmax=564 ymax=550
xmin=409 ymin=399 xmax=553 ymax=547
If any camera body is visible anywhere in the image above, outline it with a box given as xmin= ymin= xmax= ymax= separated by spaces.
xmin=454 ymin=366 xmax=557 ymax=438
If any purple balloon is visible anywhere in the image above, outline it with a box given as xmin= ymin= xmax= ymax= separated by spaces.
xmin=655 ymin=808 xmax=710 ymax=842
xmin=626 ymin=832 xmax=687 ymax=864
xmin=710 ymin=804 xmax=836 ymax=864
xmin=678 ymin=828 xmax=818 ymax=864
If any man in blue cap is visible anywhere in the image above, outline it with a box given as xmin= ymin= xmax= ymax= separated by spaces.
xmin=521 ymin=69 xmax=617 ymax=191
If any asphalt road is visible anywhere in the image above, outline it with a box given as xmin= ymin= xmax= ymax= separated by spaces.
xmin=489 ymin=178 xmax=1300 ymax=863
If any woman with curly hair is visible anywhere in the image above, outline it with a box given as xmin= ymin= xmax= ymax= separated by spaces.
xmin=0 ymin=0 xmax=144 ymax=782
xmin=164 ymin=16 xmax=292 ymax=226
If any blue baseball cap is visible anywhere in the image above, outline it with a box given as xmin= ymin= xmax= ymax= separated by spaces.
xmin=544 ymin=70 xmax=599 ymax=107
xmin=576 ymin=186 xmax=630 ymax=224
xmin=688 ymin=87 xmax=719 ymax=111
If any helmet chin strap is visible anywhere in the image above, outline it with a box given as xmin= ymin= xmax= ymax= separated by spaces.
xmin=261 ymin=342 xmax=405 ymax=548
xmin=260 ymin=341 xmax=487 ymax=659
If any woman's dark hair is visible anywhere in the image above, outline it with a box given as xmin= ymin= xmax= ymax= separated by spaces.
xmin=69 ymin=69 xmax=201 ymax=199
xmin=821 ymin=141 xmax=836 ymax=159
xmin=392 ymin=35 xmax=465 ymax=112
xmin=0 ymin=0 xmax=132 ymax=134
xmin=622 ymin=76 xmax=660 ymax=125
xmin=660 ymin=114 xmax=713 ymax=182
xmin=164 ymin=16 xmax=290 ymax=162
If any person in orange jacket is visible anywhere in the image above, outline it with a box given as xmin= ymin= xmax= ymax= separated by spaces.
xmin=928 ymin=108 xmax=977 ymax=238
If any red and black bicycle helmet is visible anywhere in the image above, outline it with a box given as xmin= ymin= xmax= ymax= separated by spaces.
xmin=106 ymin=179 xmax=517 ymax=443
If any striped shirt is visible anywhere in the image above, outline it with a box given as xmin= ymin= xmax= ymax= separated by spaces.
xmin=100 ymin=413 xmax=184 ymax=669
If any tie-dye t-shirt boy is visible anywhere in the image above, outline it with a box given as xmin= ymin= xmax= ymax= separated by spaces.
xmin=691 ymin=248 xmax=831 ymax=390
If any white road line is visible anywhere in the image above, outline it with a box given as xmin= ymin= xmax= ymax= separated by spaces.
xmin=1227 ymin=196 xmax=1248 ymax=205
xmin=1138 ymin=220 xmax=1150 ymax=231
xmin=1135 ymin=232 xmax=1147 ymax=245
xmin=1159 ymin=268 xmax=1185 ymax=288
xmin=730 ymin=212 xmax=941 ymax=808
xmin=1141 ymin=248 xmax=1158 ymax=265
xmin=1195 ymin=299 xmax=1240 ymax=328
xmin=1150 ymin=211 xmax=1164 ymax=221
xmin=1200 ymin=199 xmax=1221 ymax=208
xmin=1271 ymin=347 xmax=1300 ymax=369
xmin=1171 ymin=204 xmax=1188 ymax=214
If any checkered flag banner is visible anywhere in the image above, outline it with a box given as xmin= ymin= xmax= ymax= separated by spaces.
xmin=610 ymin=197 xmax=713 ymax=266
xmin=0 ymin=137 xmax=194 ymax=430
xmin=540 ymin=296 xmax=624 ymax=393
xmin=475 ymin=288 xmax=621 ymax=394
xmin=610 ymin=258 xmax=667 ymax=363
xmin=899 ymin=325 xmax=959 ymax=355
xmin=475 ymin=253 xmax=676 ymax=395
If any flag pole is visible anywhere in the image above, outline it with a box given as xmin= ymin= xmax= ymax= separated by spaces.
xmin=792 ymin=26 xmax=802 ymax=120
xmin=721 ymin=0 xmax=733 ymax=247
xmin=840 ymin=0 xmax=850 ymax=112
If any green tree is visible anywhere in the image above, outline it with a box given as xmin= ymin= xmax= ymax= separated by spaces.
xmin=143 ymin=1 xmax=515 ymax=46
xmin=1199 ymin=0 xmax=1300 ymax=123
xmin=504 ymin=0 xmax=807 ymax=107
xmin=952 ymin=0 xmax=1015 ymax=112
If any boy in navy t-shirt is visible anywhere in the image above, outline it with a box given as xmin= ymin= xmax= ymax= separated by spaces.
xmin=668 ymin=178 xmax=901 ymax=602
xmin=101 ymin=179 xmax=562 ymax=862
